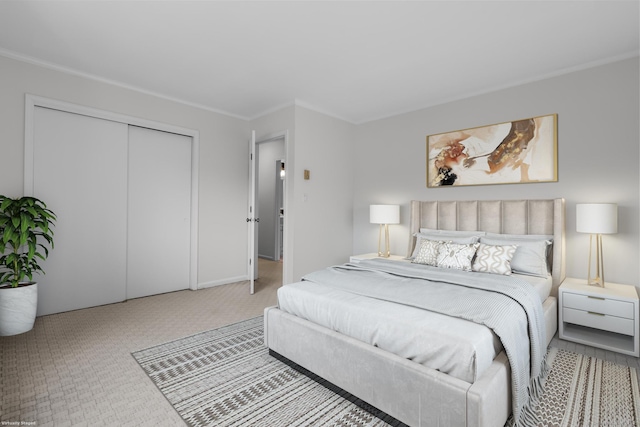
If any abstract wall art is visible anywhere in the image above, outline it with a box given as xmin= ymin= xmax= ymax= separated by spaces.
xmin=427 ymin=114 xmax=558 ymax=187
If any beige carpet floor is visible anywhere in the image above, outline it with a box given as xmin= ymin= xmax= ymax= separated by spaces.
xmin=1 ymin=259 xmax=281 ymax=426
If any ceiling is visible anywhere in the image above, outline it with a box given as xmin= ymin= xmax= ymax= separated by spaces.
xmin=0 ymin=1 xmax=638 ymax=124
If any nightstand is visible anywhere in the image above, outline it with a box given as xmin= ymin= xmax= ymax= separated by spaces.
xmin=350 ymin=253 xmax=406 ymax=263
xmin=559 ymin=277 xmax=639 ymax=357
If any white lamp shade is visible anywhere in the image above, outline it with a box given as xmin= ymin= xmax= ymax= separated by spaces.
xmin=370 ymin=205 xmax=400 ymax=224
xmin=576 ymin=203 xmax=618 ymax=234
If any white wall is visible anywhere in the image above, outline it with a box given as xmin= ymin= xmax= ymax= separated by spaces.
xmin=353 ymin=57 xmax=640 ymax=288
xmin=250 ymin=105 xmax=356 ymax=282
xmin=292 ymin=106 xmax=355 ymax=279
xmin=0 ymin=55 xmax=250 ymax=289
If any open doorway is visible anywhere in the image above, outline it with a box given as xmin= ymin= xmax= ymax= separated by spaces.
xmin=254 ymin=137 xmax=285 ymax=290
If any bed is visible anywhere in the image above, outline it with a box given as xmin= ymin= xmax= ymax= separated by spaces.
xmin=264 ymin=198 xmax=565 ymax=427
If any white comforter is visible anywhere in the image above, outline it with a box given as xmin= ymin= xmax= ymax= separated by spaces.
xmin=278 ymin=278 xmax=502 ymax=383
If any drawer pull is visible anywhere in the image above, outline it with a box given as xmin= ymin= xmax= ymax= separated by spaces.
xmin=588 ymin=311 xmax=605 ymax=316
xmin=587 ymin=296 xmax=605 ymax=300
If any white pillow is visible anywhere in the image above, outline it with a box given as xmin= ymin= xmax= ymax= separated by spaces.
xmin=480 ymin=236 xmax=552 ymax=277
xmin=412 ymin=239 xmax=443 ymax=266
xmin=436 ymin=242 xmax=479 ymax=271
xmin=472 ymin=243 xmax=517 ymax=276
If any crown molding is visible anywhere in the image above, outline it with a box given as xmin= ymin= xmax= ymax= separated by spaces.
xmin=358 ymin=51 xmax=640 ymax=124
xmin=3 ymin=47 xmax=637 ymax=126
xmin=0 ymin=47 xmax=249 ymax=122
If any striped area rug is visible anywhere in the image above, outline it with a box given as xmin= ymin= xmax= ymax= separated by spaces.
xmin=534 ymin=348 xmax=640 ymax=427
xmin=132 ymin=317 xmax=640 ymax=427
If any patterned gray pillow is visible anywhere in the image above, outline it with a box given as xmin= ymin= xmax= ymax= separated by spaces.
xmin=412 ymin=239 xmax=443 ymax=266
xmin=436 ymin=242 xmax=479 ymax=271
xmin=472 ymin=243 xmax=517 ymax=275
xmin=411 ymin=232 xmax=481 ymax=259
xmin=480 ymin=236 xmax=552 ymax=277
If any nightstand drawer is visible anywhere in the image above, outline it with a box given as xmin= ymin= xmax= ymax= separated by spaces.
xmin=563 ymin=292 xmax=635 ymax=319
xmin=563 ymin=307 xmax=635 ymax=336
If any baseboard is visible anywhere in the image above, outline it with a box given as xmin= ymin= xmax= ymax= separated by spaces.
xmin=198 ymin=275 xmax=248 ymax=289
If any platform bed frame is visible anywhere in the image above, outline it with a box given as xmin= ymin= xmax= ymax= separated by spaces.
xmin=264 ymin=199 xmax=565 ymax=427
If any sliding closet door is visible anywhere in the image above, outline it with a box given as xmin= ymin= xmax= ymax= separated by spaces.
xmin=32 ymin=107 xmax=128 ymax=316
xmin=126 ymin=126 xmax=192 ymax=299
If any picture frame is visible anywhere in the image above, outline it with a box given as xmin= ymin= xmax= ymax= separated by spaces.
xmin=426 ymin=113 xmax=558 ymax=187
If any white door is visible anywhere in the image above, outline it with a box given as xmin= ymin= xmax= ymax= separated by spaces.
xmin=126 ymin=126 xmax=192 ymax=299
xmin=248 ymin=131 xmax=257 ymax=294
xmin=275 ymin=159 xmax=285 ymax=260
xmin=32 ymin=107 xmax=129 ymax=315
xmin=30 ymin=107 xmax=194 ymax=315
xmin=250 ymin=131 xmax=288 ymax=289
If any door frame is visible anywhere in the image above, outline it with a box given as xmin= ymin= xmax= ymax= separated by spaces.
xmin=252 ymin=130 xmax=289 ymax=287
xmin=274 ymin=158 xmax=284 ymax=262
xmin=24 ymin=94 xmax=200 ymax=291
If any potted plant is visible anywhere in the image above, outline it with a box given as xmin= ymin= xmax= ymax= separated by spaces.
xmin=0 ymin=195 xmax=56 ymax=336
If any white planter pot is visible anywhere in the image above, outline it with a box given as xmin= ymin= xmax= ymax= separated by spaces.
xmin=0 ymin=283 xmax=38 ymax=336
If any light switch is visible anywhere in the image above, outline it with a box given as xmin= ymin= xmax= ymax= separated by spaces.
xmin=304 ymin=170 xmax=310 ymax=180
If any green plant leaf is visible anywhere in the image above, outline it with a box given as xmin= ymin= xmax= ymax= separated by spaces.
xmin=21 ymin=213 xmax=33 ymax=233
xmin=37 ymin=244 xmax=49 ymax=258
xmin=0 ymin=195 xmax=55 ymax=287
xmin=0 ymin=198 xmax=12 ymax=211
xmin=3 ymin=227 xmax=15 ymax=245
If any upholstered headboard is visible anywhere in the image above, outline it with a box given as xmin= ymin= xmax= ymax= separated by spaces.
xmin=407 ymin=198 xmax=566 ymax=296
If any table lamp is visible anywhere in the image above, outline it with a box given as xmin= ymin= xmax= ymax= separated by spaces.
xmin=576 ymin=203 xmax=617 ymax=287
xmin=370 ymin=205 xmax=400 ymax=258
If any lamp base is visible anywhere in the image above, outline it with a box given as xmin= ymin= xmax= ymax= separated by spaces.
xmin=587 ymin=277 xmax=604 ymax=287
xmin=586 ymin=234 xmax=606 ymax=287
xmin=377 ymin=224 xmax=390 ymax=258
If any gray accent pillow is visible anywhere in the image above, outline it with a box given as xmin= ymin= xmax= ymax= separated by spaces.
xmin=436 ymin=242 xmax=479 ymax=271
xmin=412 ymin=239 xmax=443 ymax=266
xmin=480 ymin=235 xmax=552 ymax=277
xmin=472 ymin=243 xmax=517 ymax=276
xmin=411 ymin=232 xmax=481 ymax=259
